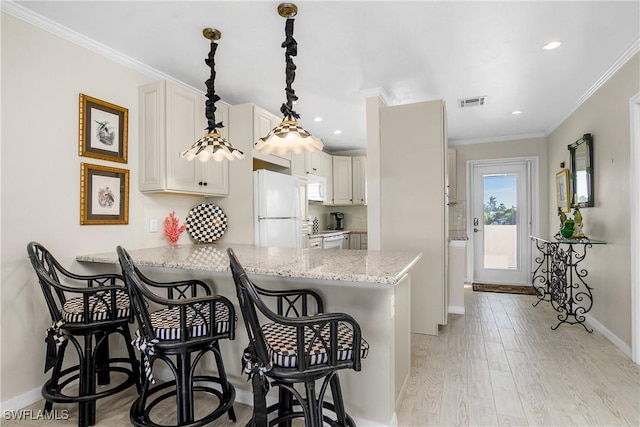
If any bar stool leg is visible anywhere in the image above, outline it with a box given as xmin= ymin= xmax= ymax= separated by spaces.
xmin=121 ymin=327 xmax=142 ymax=393
xmin=278 ymin=387 xmax=293 ymax=427
xmin=211 ymin=341 xmax=236 ymax=422
xmin=176 ymin=352 xmax=194 ymax=425
xmin=329 ymin=374 xmax=349 ymax=426
xmin=79 ymin=334 xmax=96 ymax=427
xmin=304 ymin=381 xmax=321 ymax=427
xmin=96 ymin=332 xmax=110 ymax=386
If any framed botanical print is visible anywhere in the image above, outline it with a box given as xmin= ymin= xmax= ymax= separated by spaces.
xmin=555 ymin=169 xmax=571 ymax=213
xmin=78 ymin=94 xmax=128 ymax=163
xmin=80 ymin=163 xmax=129 ymax=225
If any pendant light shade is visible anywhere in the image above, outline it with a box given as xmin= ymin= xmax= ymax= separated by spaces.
xmin=181 ymin=28 xmax=244 ymax=162
xmin=255 ymin=3 xmax=323 ymax=155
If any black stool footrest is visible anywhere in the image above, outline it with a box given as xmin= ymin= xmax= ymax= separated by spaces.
xmin=130 ymin=376 xmax=235 ymax=427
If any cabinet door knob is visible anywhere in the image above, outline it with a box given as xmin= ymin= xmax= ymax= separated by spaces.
xmin=203 ymin=182 xmax=207 ymax=186
xmin=198 ymin=181 xmax=203 ymax=186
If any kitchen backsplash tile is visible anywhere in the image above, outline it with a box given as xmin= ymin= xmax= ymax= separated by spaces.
xmin=308 ymin=204 xmax=367 ymax=232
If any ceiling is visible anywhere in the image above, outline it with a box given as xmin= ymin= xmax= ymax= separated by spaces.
xmin=8 ymin=1 xmax=640 ymax=152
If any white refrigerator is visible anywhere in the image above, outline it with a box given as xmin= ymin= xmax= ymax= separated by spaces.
xmin=254 ymin=169 xmax=302 ymax=248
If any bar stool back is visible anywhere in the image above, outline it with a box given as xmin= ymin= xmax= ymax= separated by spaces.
xmin=117 ymin=246 xmax=236 ymax=427
xmin=27 ymin=242 xmax=139 ymax=427
xmin=227 ymin=247 xmax=369 ymax=426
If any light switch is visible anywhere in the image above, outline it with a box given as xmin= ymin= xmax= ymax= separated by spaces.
xmin=149 ymin=218 xmax=158 ymax=233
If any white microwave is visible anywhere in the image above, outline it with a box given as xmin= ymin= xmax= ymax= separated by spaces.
xmin=307 ymin=174 xmax=327 ymax=202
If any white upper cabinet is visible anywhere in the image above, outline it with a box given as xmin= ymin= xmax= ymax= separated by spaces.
xmin=291 ymin=152 xmax=306 ymax=176
xmin=291 ymin=150 xmax=325 ymax=177
xmin=352 ymin=156 xmax=367 ymax=205
xmin=139 ymin=80 xmax=229 ymax=196
xmin=329 ymin=155 xmax=366 ymax=206
xmin=321 ymin=152 xmax=334 ymax=206
xmin=308 ymin=151 xmax=323 ymax=175
xmin=332 ymin=156 xmax=353 ymax=205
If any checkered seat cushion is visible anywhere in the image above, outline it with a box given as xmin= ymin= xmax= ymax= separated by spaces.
xmin=150 ymin=302 xmax=230 ymax=340
xmin=62 ymin=289 xmax=130 ymax=323
xmin=262 ymin=322 xmax=369 ymax=368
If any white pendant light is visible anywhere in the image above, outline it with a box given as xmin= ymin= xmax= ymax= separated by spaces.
xmin=255 ymin=3 xmax=323 ymax=156
xmin=181 ymin=28 xmax=244 ymax=162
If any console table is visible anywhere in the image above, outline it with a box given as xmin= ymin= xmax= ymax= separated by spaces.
xmin=530 ymin=236 xmax=606 ymax=332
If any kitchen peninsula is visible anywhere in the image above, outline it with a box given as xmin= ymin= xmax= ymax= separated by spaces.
xmin=77 ymin=243 xmax=422 ymax=426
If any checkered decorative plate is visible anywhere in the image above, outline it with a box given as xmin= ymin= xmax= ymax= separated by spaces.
xmin=186 ymin=204 xmax=228 ymax=243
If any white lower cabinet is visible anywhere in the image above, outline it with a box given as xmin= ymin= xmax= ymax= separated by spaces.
xmin=348 ymin=232 xmax=368 ymax=250
xmin=139 ymin=80 xmax=229 ymax=196
xmin=349 ymin=233 xmax=360 ymax=249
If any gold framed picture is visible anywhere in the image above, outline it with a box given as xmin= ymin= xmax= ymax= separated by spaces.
xmin=80 ymin=163 xmax=129 ymax=225
xmin=78 ymin=94 xmax=128 ymax=163
xmin=556 ymin=169 xmax=571 ymax=213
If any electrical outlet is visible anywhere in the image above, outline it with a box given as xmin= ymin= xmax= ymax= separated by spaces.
xmin=149 ymin=218 xmax=158 ymax=233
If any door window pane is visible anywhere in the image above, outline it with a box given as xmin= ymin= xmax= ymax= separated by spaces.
xmin=483 ymin=174 xmax=518 ymax=269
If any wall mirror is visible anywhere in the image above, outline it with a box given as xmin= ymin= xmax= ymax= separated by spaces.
xmin=568 ymin=133 xmax=594 ymax=207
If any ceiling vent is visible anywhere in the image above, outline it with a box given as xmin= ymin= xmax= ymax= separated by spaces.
xmin=458 ymin=96 xmax=487 ymax=108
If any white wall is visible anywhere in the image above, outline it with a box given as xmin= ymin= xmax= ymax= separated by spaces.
xmin=547 ymin=53 xmax=639 ymax=348
xmin=0 ymin=13 xmax=216 ymax=404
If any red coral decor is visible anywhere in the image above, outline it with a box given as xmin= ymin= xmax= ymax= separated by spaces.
xmin=164 ymin=211 xmax=186 ymax=245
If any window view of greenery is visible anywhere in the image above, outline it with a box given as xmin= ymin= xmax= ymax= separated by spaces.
xmin=484 ymin=196 xmax=517 ymax=225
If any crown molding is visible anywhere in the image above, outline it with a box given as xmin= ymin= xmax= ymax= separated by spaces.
xmin=360 ymin=87 xmax=392 ymax=106
xmin=448 ymin=132 xmax=547 ymax=147
xmin=1 ymin=0 xmax=205 ymax=95
xmin=547 ymin=37 xmax=640 ymax=135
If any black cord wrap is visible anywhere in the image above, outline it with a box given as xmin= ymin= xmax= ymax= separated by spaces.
xmin=280 ymin=18 xmax=300 ymax=120
xmin=205 ymin=41 xmax=224 ymax=133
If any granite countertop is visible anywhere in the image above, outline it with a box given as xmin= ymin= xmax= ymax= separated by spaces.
xmin=77 ymin=243 xmax=421 ymax=286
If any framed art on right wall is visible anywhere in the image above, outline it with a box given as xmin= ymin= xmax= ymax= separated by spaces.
xmin=556 ymin=169 xmax=571 ymax=213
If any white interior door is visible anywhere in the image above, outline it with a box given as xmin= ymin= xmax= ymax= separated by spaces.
xmin=471 ymin=160 xmax=531 ymax=285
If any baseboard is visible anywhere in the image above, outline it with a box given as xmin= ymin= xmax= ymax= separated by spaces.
xmin=584 ymin=313 xmax=632 ymax=358
xmin=448 ymin=305 xmax=465 ymax=315
xmin=352 ymin=413 xmax=397 ymax=427
xmin=0 ymin=386 xmax=42 ymax=413
xmin=395 ymin=371 xmax=410 ymax=411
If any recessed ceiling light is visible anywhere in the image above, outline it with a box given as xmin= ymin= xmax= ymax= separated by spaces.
xmin=543 ymin=40 xmax=562 ymax=50
xmin=334 ymin=130 xmax=342 ymax=135
xmin=313 ymin=117 xmax=323 ymax=122
xmin=512 ymin=110 xmax=523 ymax=115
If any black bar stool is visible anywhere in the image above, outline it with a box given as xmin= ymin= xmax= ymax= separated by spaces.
xmin=27 ymin=242 xmax=140 ymax=427
xmin=117 ymin=246 xmax=236 ymax=427
xmin=227 ymin=248 xmax=369 ymax=426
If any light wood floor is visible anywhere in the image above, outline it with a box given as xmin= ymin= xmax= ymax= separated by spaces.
xmin=397 ymin=286 xmax=640 ymax=426
xmin=6 ymin=286 xmax=639 ymax=426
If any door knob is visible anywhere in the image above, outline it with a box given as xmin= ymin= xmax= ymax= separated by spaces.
xmin=474 ymin=228 xmax=481 ymax=232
